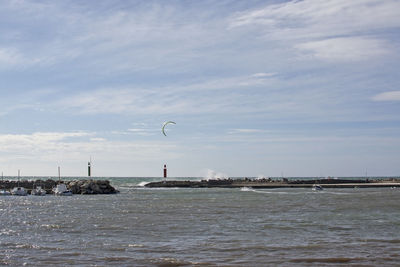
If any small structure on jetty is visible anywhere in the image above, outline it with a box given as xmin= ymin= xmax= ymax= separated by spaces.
xmin=0 ymin=179 xmax=119 ymax=194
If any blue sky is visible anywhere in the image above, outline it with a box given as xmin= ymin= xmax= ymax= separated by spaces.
xmin=0 ymin=0 xmax=399 ymax=177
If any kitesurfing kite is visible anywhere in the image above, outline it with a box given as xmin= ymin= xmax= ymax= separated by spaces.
xmin=162 ymin=121 xmax=176 ymax=136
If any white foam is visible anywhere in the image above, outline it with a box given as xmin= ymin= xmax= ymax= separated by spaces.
xmin=137 ymin=181 xmax=149 ymax=187
xmin=203 ymin=169 xmax=228 ymax=181
xmin=256 ymin=174 xmax=268 ymax=180
xmin=240 ymin=187 xmax=254 ymax=192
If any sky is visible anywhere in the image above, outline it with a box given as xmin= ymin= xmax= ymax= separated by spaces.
xmin=0 ymin=0 xmax=399 ymax=178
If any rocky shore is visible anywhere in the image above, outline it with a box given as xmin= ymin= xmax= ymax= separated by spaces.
xmin=145 ymin=177 xmax=400 ymax=189
xmin=0 ymin=179 xmax=119 ymax=194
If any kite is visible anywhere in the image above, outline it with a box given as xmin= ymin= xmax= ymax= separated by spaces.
xmin=162 ymin=121 xmax=176 ymax=136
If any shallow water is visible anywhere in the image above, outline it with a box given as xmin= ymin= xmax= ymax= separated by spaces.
xmin=1 ymin=178 xmax=400 ymax=266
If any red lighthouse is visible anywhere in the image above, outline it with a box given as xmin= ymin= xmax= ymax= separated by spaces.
xmin=163 ymin=164 xmax=167 ymax=178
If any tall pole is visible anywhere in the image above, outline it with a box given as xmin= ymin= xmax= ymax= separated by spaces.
xmin=163 ymin=164 xmax=167 ymax=178
xmin=88 ymin=161 xmax=91 ymax=177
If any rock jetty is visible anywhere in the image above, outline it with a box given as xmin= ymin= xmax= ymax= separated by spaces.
xmin=0 ymin=179 xmax=119 ymax=194
xmin=145 ymin=177 xmax=400 ymax=189
xmin=67 ymin=180 xmax=119 ymax=194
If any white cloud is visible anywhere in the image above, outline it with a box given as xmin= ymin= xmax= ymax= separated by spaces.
xmin=38 ymin=3 xmax=228 ymax=72
xmin=57 ymin=89 xmax=139 ymax=114
xmin=372 ymin=91 xmax=400 ymax=101
xmin=0 ymin=48 xmax=22 ymax=66
xmin=127 ymin=128 xmax=155 ymax=136
xmin=90 ymin=137 xmax=106 ymax=142
xmin=295 ymin=37 xmax=390 ymax=62
xmin=0 ymin=131 xmax=91 ymax=143
xmin=128 ymin=129 xmax=147 ymax=132
xmin=181 ymin=73 xmax=278 ymax=92
xmin=53 ymin=73 xmax=279 ymax=115
xmin=230 ymin=0 xmax=399 ymax=61
xmin=55 ymin=88 xmax=192 ymax=115
xmin=0 ymin=131 xmax=180 ymax=176
xmin=230 ymin=0 xmax=400 ymax=34
xmin=0 ymin=132 xmax=92 ymax=151
xmin=0 ymin=0 xmax=398 ymax=71
xmin=251 ymin=72 xmax=277 ymax=78
xmin=0 ymin=47 xmax=40 ymax=68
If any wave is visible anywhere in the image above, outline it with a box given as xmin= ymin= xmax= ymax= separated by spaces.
xmin=290 ymin=257 xmax=360 ymax=264
xmin=240 ymin=187 xmax=255 ymax=192
xmin=249 ymin=189 xmax=314 ymax=195
xmin=137 ymin=181 xmax=149 ymax=187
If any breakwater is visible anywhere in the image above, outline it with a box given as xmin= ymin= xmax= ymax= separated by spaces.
xmin=0 ymin=179 xmax=119 ymax=194
xmin=145 ymin=178 xmax=400 ymax=189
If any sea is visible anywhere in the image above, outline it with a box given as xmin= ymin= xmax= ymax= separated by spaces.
xmin=1 ymin=176 xmax=400 ymax=266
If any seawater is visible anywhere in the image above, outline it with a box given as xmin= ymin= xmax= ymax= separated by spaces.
xmin=1 ymin=177 xmax=400 ymax=266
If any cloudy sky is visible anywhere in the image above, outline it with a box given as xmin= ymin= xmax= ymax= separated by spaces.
xmin=0 ymin=0 xmax=399 ymax=177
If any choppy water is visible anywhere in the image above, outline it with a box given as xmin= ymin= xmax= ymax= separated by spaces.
xmin=1 ymin=177 xmax=400 ymax=266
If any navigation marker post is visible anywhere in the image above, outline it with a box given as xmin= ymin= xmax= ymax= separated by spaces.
xmin=88 ymin=161 xmax=91 ymax=177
